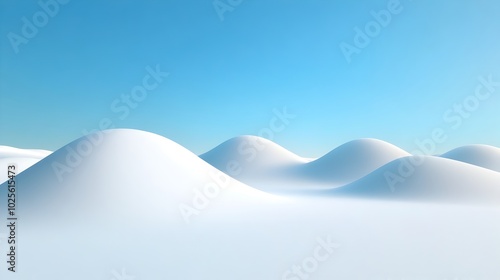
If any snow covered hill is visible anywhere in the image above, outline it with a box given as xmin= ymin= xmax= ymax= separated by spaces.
xmin=331 ymin=155 xmax=500 ymax=204
xmin=302 ymin=138 xmax=411 ymax=186
xmin=201 ymin=137 xmax=412 ymax=192
xmin=0 ymin=129 xmax=274 ymax=225
xmin=200 ymin=135 xmax=310 ymax=191
xmin=440 ymin=144 xmax=500 ymax=172
xmin=201 ymin=137 xmax=500 ymax=197
xmin=1 ymin=129 xmax=499 ymax=280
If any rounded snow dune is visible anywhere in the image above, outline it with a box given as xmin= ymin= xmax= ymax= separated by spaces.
xmin=1 ymin=131 xmax=500 ymax=279
xmin=201 ymin=137 xmax=411 ymax=192
xmin=302 ymin=138 xmax=411 ymax=185
xmin=200 ymin=135 xmax=309 ymax=167
xmin=440 ymin=144 xmax=500 ymax=172
xmin=0 ymin=129 xmax=277 ymax=226
xmin=200 ymin=136 xmax=309 ymax=189
xmin=328 ymin=156 xmax=500 ymax=204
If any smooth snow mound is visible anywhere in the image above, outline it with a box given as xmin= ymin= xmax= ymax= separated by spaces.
xmin=200 ymin=137 xmax=500 ymax=200
xmin=201 ymin=137 xmax=410 ymax=192
xmin=200 ymin=135 xmax=308 ymax=167
xmin=329 ymin=156 xmax=500 ymax=204
xmin=303 ymin=138 xmax=411 ymax=185
xmin=0 ymin=129 xmax=276 ymax=225
xmin=3 ymin=132 xmax=500 ymax=203
xmin=200 ymin=136 xmax=309 ymax=186
xmin=1 ymin=130 xmax=500 ymax=280
xmin=440 ymin=144 xmax=500 ymax=172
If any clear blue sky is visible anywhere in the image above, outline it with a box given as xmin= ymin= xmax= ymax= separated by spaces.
xmin=1 ymin=0 xmax=499 ymax=157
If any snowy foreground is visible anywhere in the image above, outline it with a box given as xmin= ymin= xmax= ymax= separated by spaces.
xmin=1 ymin=129 xmax=499 ymax=280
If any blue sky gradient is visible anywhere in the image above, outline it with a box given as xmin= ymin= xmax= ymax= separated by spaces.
xmin=1 ymin=0 xmax=499 ymax=157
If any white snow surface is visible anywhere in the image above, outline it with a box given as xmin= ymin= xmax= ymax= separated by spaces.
xmin=0 ymin=129 xmax=499 ymax=280
xmin=0 ymin=145 xmax=52 ymax=184
xmin=0 ymin=146 xmax=52 ymax=159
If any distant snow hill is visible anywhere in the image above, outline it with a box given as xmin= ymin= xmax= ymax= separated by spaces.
xmin=1 ymin=129 xmax=500 ymax=203
xmin=441 ymin=144 xmax=500 ymax=172
xmin=201 ymin=135 xmax=500 ymax=202
xmin=201 ymin=137 xmax=412 ymax=191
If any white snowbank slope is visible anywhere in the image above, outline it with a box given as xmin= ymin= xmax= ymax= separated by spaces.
xmin=200 ymin=136 xmax=310 ymax=189
xmin=0 ymin=130 xmax=273 ymax=224
xmin=441 ymin=144 xmax=500 ymax=172
xmin=1 ymin=130 xmax=499 ymax=279
xmin=201 ymin=137 xmax=500 ymax=196
xmin=303 ymin=138 xmax=411 ymax=185
xmin=331 ymin=155 xmax=500 ymax=203
xmin=201 ymin=137 xmax=411 ymax=191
